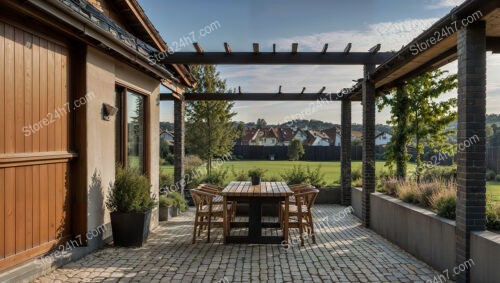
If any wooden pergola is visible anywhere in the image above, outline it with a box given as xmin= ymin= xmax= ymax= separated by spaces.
xmin=158 ymin=0 xmax=500 ymax=281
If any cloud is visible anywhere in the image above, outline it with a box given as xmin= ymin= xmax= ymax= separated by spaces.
xmin=425 ymin=0 xmax=465 ymax=10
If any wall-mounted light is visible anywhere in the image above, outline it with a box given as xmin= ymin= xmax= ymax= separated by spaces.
xmin=102 ymin=103 xmax=118 ymax=121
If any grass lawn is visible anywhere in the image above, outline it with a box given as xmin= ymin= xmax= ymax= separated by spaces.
xmin=161 ymin=160 xmax=500 ymax=204
xmin=161 ymin=160 xmax=414 ymax=186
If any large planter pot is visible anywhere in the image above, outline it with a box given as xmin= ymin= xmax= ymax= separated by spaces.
xmin=171 ymin=206 xmax=179 ymax=217
xmin=251 ymin=176 xmax=261 ymax=185
xmin=110 ymin=210 xmax=151 ymax=247
xmin=159 ymin=206 xmax=170 ymax=221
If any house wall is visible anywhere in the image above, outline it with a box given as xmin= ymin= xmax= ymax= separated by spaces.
xmin=85 ymin=46 xmax=160 ymax=248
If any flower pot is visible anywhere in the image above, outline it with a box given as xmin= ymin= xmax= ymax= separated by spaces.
xmin=110 ymin=210 xmax=151 ymax=247
xmin=251 ymin=176 xmax=261 ymax=185
xmin=159 ymin=206 xmax=169 ymax=221
xmin=171 ymin=206 xmax=179 ymax=217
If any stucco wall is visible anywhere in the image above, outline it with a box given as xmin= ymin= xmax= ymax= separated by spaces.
xmin=470 ymin=231 xmax=500 ymax=282
xmin=370 ymin=192 xmax=456 ymax=277
xmin=352 ymin=187 xmax=362 ymax=219
xmin=85 ymin=46 xmax=160 ymax=247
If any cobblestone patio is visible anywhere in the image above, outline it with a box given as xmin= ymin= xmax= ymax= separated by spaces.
xmin=35 ymin=205 xmax=440 ymax=282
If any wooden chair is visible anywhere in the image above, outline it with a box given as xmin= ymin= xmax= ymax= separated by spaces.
xmin=280 ymin=187 xmax=319 ymax=246
xmin=197 ymin=184 xmax=236 ymax=221
xmin=279 ymin=184 xmax=314 ymax=224
xmin=190 ymin=189 xmax=233 ymax=243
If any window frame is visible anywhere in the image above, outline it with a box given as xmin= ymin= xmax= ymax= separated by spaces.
xmin=115 ymin=85 xmax=150 ymax=175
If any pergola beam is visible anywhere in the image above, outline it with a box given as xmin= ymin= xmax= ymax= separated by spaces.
xmin=160 ymin=92 xmax=341 ymax=101
xmin=156 ymin=52 xmax=393 ymax=65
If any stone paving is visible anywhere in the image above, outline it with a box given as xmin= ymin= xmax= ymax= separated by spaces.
xmin=35 ymin=205 xmax=441 ymax=282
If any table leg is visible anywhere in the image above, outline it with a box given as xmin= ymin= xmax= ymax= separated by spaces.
xmin=284 ymin=196 xmax=289 ymax=243
xmin=248 ymin=200 xmax=262 ymax=241
xmin=223 ymin=196 xmax=228 ymax=244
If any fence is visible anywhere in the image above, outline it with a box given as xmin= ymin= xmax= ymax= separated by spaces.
xmin=232 ymin=145 xmax=374 ymax=161
xmin=487 ymin=146 xmax=500 ymax=173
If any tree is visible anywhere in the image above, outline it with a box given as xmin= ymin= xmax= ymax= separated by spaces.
xmin=379 ymin=70 xmax=458 ymax=182
xmin=490 ymin=124 xmax=500 ymax=146
xmin=185 ymin=65 xmax=238 ymax=175
xmin=288 ymin=139 xmax=305 ymax=161
xmin=256 ymin=118 xmax=267 ymax=129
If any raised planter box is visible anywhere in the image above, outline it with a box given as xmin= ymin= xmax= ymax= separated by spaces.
xmin=471 ymin=230 xmax=500 ymax=282
xmin=352 ymin=187 xmax=362 ymax=219
xmin=315 ymin=187 xmax=341 ymax=204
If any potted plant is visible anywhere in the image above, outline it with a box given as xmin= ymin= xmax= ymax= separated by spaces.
xmin=248 ymin=168 xmax=266 ymax=185
xmin=159 ymin=196 xmax=174 ymax=221
xmin=167 ymin=191 xmax=187 ymax=216
xmin=106 ymin=165 xmax=156 ymax=247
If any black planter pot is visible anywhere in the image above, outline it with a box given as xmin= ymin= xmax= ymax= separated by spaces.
xmin=110 ymin=210 xmax=151 ymax=247
xmin=251 ymin=176 xmax=261 ymax=185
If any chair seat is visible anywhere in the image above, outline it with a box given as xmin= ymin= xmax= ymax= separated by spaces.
xmin=281 ymin=203 xmax=309 ymax=214
xmin=199 ymin=204 xmax=232 ymax=213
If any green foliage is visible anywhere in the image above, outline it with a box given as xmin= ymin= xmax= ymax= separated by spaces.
xmin=201 ymin=168 xmax=229 ymax=186
xmin=351 ymin=169 xmax=362 ymax=180
xmin=256 ymin=118 xmax=267 ymax=129
xmin=421 ymin=166 xmax=456 ymax=182
xmin=159 ymin=172 xmax=174 ymax=189
xmin=486 ymin=170 xmax=496 ymax=181
xmin=160 ymin=138 xmax=170 ymax=161
xmin=106 ymin=165 xmax=156 ymax=213
xmin=305 ymin=165 xmax=326 ymax=188
xmin=379 ymin=70 xmax=458 ymax=181
xmin=185 ymin=65 xmax=238 ymax=175
xmin=280 ymin=165 xmax=326 ymax=188
xmin=248 ymin=168 xmax=267 ymax=178
xmin=288 ymin=139 xmax=305 ymax=161
xmin=486 ymin=202 xmax=500 ymax=230
xmin=490 ymin=124 xmax=500 ymax=146
xmin=431 ymin=190 xmax=456 ymax=220
xmin=167 ymin=192 xmax=187 ymax=212
xmin=159 ymin=196 xmax=174 ymax=207
xmin=231 ymin=166 xmax=248 ymax=181
xmin=496 ymin=175 xmax=500 ymax=182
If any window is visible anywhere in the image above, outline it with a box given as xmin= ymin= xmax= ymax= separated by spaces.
xmin=115 ymin=86 xmax=147 ymax=173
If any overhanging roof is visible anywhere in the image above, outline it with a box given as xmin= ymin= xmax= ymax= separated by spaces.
xmin=346 ymin=0 xmax=500 ymax=101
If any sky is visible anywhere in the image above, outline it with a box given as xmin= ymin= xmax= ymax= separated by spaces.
xmin=137 ymin=0 xmax=500 ymax=124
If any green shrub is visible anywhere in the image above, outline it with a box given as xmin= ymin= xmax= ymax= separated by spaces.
xmin=305 ymin=165 xmax=326 ymax=188
xmin=159 ymin=172 xmax=174 ymax=189
xmin=167 ymin=192 xmax=188 ymax=212
xmin=430 ymin=188 xmax=456 ymax=220
xmin=165 ymin=152 xmax=175 ymax=165
xmin=351 ymin=169 xmax=362 ymax=181
xmin=422 ymin=166 xmax=456 ymax=182
xmin=231 ymin=166 xmax=248 ymax=181
xmin=486 ymin=203 xmax=500 ymax=230
xmin=184 ymin=155 xmax=204 ymax=167
xmin=416 ymin=181 xmax=445 ymax=207
xmin=201 ymin=168 xmax=229 ymax=186
xmin=264 ymin=175 xmax=282 ymax=182
xmin=159 ymin=196 xmax=174 ymax=207
xmin=380 ymin=178 xmax=398 ymax=196
xmin=106 ymin=165 xmax=156 ymax=213
xmin=486 ymin=170 xmax=496 ymax=181
xmin=352 ymin=178 xmax=362 ymax=187
xmin=281 ymin=165 xmax=308 ymax=185
xmin=248 ymin=168 xmax=267 ymax=179
xmin=496 ymin=174 xmax=500 ymax=182
xmin=397 ymin=182 xmax=419 ymax=204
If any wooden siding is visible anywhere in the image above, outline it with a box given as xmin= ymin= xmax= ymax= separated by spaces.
xmin=0 ymin=21 xmax=72 ymax=271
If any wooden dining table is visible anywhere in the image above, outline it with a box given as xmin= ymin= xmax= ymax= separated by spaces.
xmin=221 ymin=181 xmax=293 ymax=244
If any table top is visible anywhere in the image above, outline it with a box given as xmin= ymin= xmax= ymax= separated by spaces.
xmin=221 ymin=181 xmax=293 ymax=197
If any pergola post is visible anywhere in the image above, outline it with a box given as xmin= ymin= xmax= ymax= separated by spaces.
xmin=456 ymin=21 xmax=486 ymax=283
xmin=341 ymin=99 xmax=352 ymax=206
xmin=362 ymin=64 xmax=376 ymax=227
xmin=174 ymin=96 xmax=186 ymax=194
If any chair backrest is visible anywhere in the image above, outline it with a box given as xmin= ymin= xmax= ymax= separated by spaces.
xmin=190 ymin=189 xmax=216 ymax=210
xmin=199 ymin=183 xmax=223 ymax=192
xmin=294 ymin=188 xmax=319 ymax=211
xmin=289 ymin=184 xmax=314 ymax=193
xmin=197 ymin=184 xmax=220 ymax=194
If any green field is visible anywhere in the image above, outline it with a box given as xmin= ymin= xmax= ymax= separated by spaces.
xmin=161 ymin=160 xmax=500 ymax=203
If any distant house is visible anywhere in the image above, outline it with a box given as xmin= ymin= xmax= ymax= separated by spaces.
xmin=375 ymin=132 xmax=392 ymax=146
xmin=351 ymin=130 xmax=363 ymax=140
xmin=304 ymin=130 xmax=330 ymax=146
xmin=258 ymin=128 xmax=279 ymax=146
xmin=241 ymin=128 xmax=260 ymax=145
xmin=160 ymin=130 xmax=174 ymax=146
xmin=323 ymin=127 xmax=341 ymax=146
